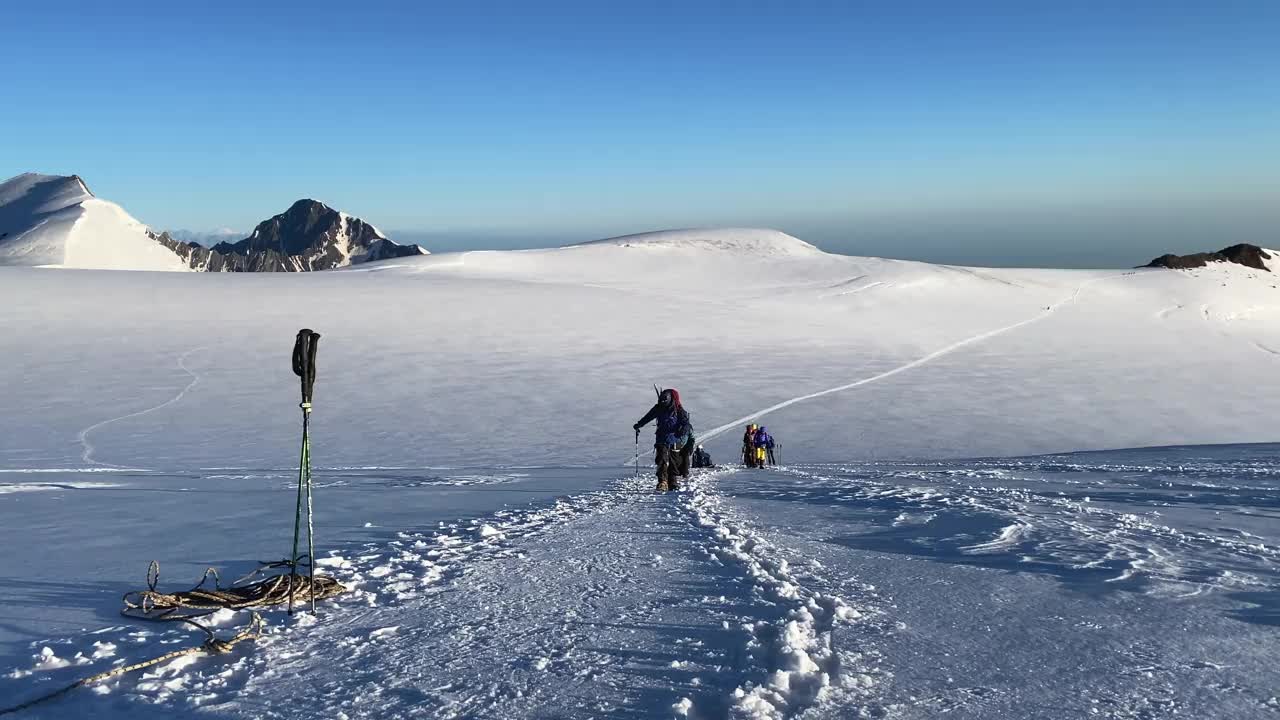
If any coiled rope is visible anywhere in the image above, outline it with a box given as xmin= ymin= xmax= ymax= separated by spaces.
xmin=123 ymin=560 xmax=345 ymax=621
xmin=3 ymin=329 xmax=342 ymax=715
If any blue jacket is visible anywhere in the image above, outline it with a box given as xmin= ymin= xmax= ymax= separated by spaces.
xmin=636 ymin=400 xmax=693 ymax=448
xmin=754 ymin=431 xmax=774 ymax=449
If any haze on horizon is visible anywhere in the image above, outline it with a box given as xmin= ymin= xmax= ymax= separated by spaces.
xmin=3 ymin=1 xmax=1276 ymax=269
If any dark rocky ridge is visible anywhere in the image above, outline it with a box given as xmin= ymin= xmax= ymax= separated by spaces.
xmin=153 ymin=199 xmax=426 ymax=272
xmin=1145 ymin=244 xmax=1272 ymax=272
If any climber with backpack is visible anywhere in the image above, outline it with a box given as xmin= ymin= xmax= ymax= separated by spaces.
xmin=634 ymin=388 xmax=694 ymax=491
xmin=742 ymin=424 xmax=758 ymax=467
xmin=696 ymin=440 xmax=716 ymax=468
xmin=756 ymin=426 xmax=776 ymax=466
xmin=752 ymin=428 xmax=767 ymax=468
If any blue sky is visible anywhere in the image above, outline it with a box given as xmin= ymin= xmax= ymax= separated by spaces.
xmin=2 ymin=0 xmax=1277 ymax=266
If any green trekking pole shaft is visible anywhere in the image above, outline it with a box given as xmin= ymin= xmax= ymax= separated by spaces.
xmin=304 ymin=421 xmax=316 ymax=613
xmin=289 ymin=329 xmax=320 ymax=615
xmin=289 ymin=428 xmax=306 ymax=615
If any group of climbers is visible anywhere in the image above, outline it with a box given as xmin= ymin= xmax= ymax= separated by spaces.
xmin=634 ymin=388 xmax=784 ymax=491
xmin=741 ymin=424 xmax=776 ymax=468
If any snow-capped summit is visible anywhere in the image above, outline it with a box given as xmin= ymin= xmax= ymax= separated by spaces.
xmin=0 ymin=172 xmax=93 ymax=216
xmin=1 ymin=173 xmax=427 ymax=272
xmin=156 ymin=199 xmax=427 ymax=272
xmin=238 ymin=199 xmax=420 ymax=267
xmin=0 ymin=173 xmax=192 ymax=271
xmin=580 ymin=227 xmax=822 ymax=256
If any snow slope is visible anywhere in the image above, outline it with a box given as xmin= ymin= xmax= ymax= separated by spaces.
xmin=0 ymin=174 xmax=191 ymax=271
xmin=578 ymin=227 xmax=824 ymax=256
xmin=3 ymin=227 xmax=1280 ymax=468
xmin=1 ymin=228 xmax=1279 ymax=717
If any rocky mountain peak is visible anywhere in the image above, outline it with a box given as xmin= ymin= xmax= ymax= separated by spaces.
xmin=1145 ymin=244 xmax=1272 ymax=272
xmin=157 ymin=198 xmax=426 ymax=272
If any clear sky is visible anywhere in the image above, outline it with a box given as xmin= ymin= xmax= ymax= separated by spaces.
xmin=3 ymin=0 xmax=1277 ymax=267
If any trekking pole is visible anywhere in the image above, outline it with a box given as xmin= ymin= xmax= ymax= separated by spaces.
xmin=303 ymin=333 xmax=319 ymax=613
xmin=634 ymin=428 xmax=640 ymax=477
xmin=289 ymin=328 xmax=321 ymax=615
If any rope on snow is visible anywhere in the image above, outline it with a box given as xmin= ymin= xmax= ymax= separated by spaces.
xmin=0 ymin=610 xmax=265 ymax=717
xmin=3 ymin=330 xmax=343 ymax=715
xmin=123 ymin=559 xmax=347 ymax=621
xmin=1 ymin=559 xmax=348 ymax=715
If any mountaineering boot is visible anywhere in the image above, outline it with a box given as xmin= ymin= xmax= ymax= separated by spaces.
xmin=655 ymin=445 xmax=674 ymax=491
xmin=668 ymin=478 xmax=680 ymax=491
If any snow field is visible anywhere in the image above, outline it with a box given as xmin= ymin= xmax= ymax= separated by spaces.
xmin=712 ymin=453 xmax=1280 ymax=718
xmin=3 ymin=455 xmax=1278 ymax=718
xmin=4 ymin=228 xmax=1280 ymax=717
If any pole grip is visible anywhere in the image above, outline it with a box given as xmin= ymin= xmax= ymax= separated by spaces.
xmin=292 ymin=329 xmax=321 ymax=405
xmin=305 ymin=333 xmax=320 ymax=404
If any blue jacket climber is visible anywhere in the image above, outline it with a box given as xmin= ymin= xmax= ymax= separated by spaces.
xmin=635 ymin=388 xmax=692 ymax=449
xmin=754 ymin=427 xmax=774 ymax=449
xmin=634 ymin=388 xmax=694 ymax=491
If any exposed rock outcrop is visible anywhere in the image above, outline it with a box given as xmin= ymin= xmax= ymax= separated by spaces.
xmin=155 ymin=199 xmax=427 ymax=272
xmin=1145 ymin=244 xmax=1272 ymax=272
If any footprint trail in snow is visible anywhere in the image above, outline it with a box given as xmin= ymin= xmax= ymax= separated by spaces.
xmin=4 ymin=470 xmax=884 ymax=719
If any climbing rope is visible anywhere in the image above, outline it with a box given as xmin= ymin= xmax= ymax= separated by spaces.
xmin=123 ymin=560 xmax=347 ymax=621
xmin=3 ymin=329 xmax=340 ymax=715
xmin=0 ymin=610 xmax=264 ymax=716
xmin=1 ymin=560 xmax=348 ymax=715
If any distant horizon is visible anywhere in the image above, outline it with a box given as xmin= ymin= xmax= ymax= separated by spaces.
xmin=14 ymin=166 xmax=1268 ymax=269
xmin=14 ymin=163 xmax=1274 ymax=269
xmin=158 ymin=216 xmax=1267 ymax=271
xmin=387 ymin=211 xmax=1276 ymax=270
xmin=6 ymin=2 xmax=1277 ymax=270
xmin=7 ymin=166 xmax=1266 ymax=270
